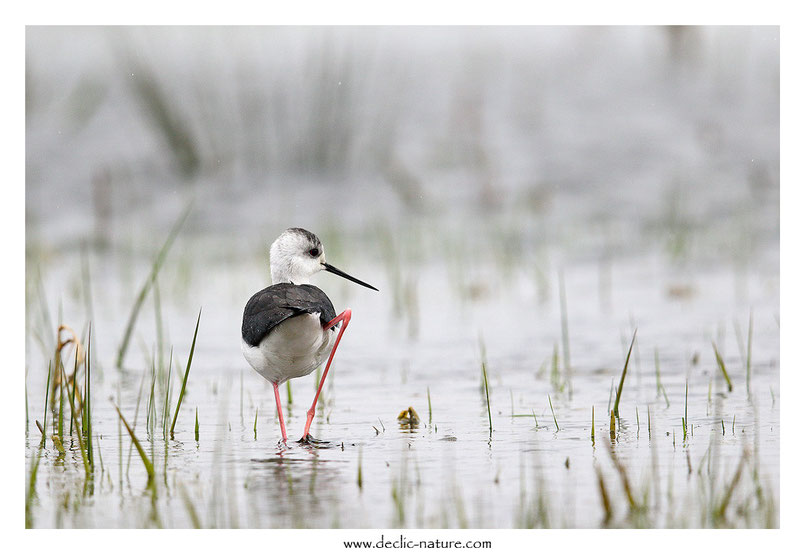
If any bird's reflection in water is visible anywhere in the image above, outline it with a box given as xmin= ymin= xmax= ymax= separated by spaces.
xmin=246 ymin=445 xmax=347 ymax=527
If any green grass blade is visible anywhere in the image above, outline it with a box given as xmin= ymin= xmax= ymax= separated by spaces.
xmin=481 ymin=360 xmax=492 ymax=436
xmin=427 ymin=386 xmax=433 ymax=426
xmin=114 ymin=404 xmax=155 ymax=483
xmin=85 ymin=324 xmax=94 ymax=470
xmin=41 ymin=361 xmax=52 ymax=444
xmin=548 ymin=393 xmax=559 ymax=432
xmin=162 ymin=348 xmax=174 ymax=440
xmin=116 ymin=204 xmax=191 ymax=368
xmin=746 ymin=312 xmax=753 ymax=395
xmin=60 ymin=363 xmax=91 ymax=479
xmin=712 ymin=341 xmax=733 ymax=392
xmin=613 ymin=329 xmax=637 ymax=418
xmin=170 ymin=308 xmax=202 ymax=438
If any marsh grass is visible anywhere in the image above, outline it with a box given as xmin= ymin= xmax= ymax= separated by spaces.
xmin=170 ymin=308 xmax=202 ymax=438
xmin=712 ymin=342 xmax=733 ymax=393
xmin=427 ymin=386 xmax=432 ymax=426
xmin=548 ymin=394 xmax=559 ymax=432
xmin=114 ymin=404 xmax=155 ymax=486
xmin=654 ymin=348 xmax=670 ymax=408
xmin=613 ymin=330 xmax=637 ymax=419
xmin=479 ymin=338 xmax=493 ymax=436
xmin=481 ymin=361 xmax=492 ymax=436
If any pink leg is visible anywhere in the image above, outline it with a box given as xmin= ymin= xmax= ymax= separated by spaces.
xmin=272 ymin=381 xmax=288 ymax=443
xmin=301 ymin=308 xmax=352 ymax=440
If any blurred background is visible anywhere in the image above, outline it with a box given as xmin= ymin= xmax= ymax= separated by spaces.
xmin=26 ymin=26 xmax=778 ymax=258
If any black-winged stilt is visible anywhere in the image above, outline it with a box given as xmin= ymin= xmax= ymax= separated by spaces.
xmin=241 ymin=228 xmax=378 ymax=445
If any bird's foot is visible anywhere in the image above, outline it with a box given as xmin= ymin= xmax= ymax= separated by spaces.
xmin=297 ymin=434 xmax=329 ymax=446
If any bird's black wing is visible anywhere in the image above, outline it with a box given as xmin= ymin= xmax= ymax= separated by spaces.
xmin=241 ymin=283 xmax=337 ymax=347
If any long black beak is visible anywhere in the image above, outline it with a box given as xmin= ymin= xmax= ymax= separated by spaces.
xmin=323 ymin=262 xmax=379 ymax=291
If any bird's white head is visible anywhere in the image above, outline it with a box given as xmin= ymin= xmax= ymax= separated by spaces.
xmin=269 ymin=228 xmax=379 ymax=291
xmin=270 ymin=228 xmax=325 ymax=285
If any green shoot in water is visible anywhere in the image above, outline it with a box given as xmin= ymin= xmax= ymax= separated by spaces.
xmin=427 ymin=386 xmax=432 ymax=426
xmin=548 ymin=394 xmax=559 ymax=432
xmin=613 ymin=329 xmax=637 ymax=419
xmin=85 ymin=325 xmax=93 ymax=470
xmin=712 ymin=341 xmax=733 ymax=392
xmin=41 ymin=361 xmax=52 ymax=445
xmin=481 ymin=359 xmax=492 ymax=436
xmin=162 ymin=348 xmax=174 ymax=440
xmin=170 ymin=308 xmax=202 ymax=438
xmin=114 ymin=404 xmax=155 ymax=485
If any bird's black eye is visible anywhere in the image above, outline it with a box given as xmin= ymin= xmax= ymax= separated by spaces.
xmin=308 ymin=248 xmax=320 ymax=257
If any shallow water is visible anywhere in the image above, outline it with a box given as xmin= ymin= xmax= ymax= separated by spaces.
xmin=25 ymin=240 xmax=779 ymax=528
xmin=25 ymin=26 xmax=779 ymax=528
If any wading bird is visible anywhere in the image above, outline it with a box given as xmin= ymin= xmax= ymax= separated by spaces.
xmin=241 ymin=228 xmax=377 ymax=444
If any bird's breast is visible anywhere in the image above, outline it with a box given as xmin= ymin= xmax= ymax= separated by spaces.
xmin=241 ymin=312 xmax=336 ymax=384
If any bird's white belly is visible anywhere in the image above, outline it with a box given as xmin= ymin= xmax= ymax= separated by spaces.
xmin=241 ymin=312 xmax=336 ymax=385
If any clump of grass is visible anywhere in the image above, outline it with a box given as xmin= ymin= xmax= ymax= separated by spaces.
xmin=712 ymin=341 xmax=733 ymax=392
xmin=254 ymin=408 xmax=258 ymax=440
xmin=116 ymin=204 xmax=191 ymax=368
xmin=60 ymin=363 xmax=91 ymax=480
xmin=170 ymin=308 xmax=202 ymax=438
xmin=613 ymin=329 xmax=637 ymax=418
xmin=194 ymin=408 xmax=199 ymax=442
xmin=590 ymin=406 xmax=595 ymax=444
